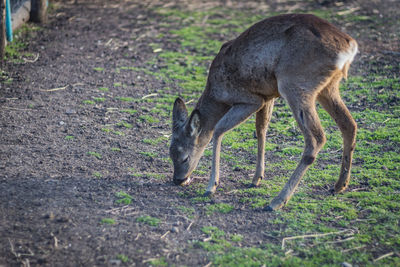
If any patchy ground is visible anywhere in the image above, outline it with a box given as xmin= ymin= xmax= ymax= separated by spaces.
xmin=1 ymin=0 xmax=399 ymax=266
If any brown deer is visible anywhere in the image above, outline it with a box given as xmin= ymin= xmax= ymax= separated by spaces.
xmin=169 ymin=14 xmax=358 ymax=211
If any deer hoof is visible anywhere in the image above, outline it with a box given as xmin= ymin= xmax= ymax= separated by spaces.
xmin=203 ymin=191 xmax=214 ymax=197
xmin=333 ymin=183 xmax=348 ymax=194
xmin=251 ymin=176 xmax=262 ymax=187
xmin=266 ymin=197 xmax=286 ymax=211
xmin=248 ymin=183 xmax=259 ymax=188
xmin=329 ymin=187 xmax=336 ymax=195
xmin=181 ymin=176 xmax=192 ymax=186
xmin=264 ymin=205 xmax=274 ymax=212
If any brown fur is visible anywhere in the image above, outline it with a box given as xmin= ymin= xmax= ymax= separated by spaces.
xmin=170 ymin=14 xmax=358 ymax=210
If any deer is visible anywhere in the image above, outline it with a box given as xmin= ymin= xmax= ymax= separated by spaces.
xmin=169 ymin=14 xmax=358 ymax=211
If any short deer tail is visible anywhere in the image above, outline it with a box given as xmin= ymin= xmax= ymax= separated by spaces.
xmin=336 ymin=40 xmax=358 ymax=80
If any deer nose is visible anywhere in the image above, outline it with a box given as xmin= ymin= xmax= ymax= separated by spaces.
xmin=173 ymin=174 xmax=192 ymax=186
xmin=173 ymin=178 xmax=187 ymax=185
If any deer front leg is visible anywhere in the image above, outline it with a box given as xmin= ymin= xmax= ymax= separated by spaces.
xmin=252 ymin=99 xmax=274 ymax=187
xmin=204 ymin=102 xmax=263 ymax=196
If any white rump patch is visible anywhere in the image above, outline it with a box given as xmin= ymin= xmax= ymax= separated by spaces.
xmin=335 ymin=40 xmax=358 ymax=70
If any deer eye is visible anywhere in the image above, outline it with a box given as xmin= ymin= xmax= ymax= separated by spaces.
xmin=182 ymin=156 xmax=189 ymax=164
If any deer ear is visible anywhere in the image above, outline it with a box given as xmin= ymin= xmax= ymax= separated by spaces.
xmin=172 ymin=98 xmax=188 ymax=129
xmin=187 ymin=110 xmax=201 ymax=137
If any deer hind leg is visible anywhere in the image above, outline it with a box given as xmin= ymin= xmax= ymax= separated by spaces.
xmin=266 ymin=92 xmax=326 ymax=211
xmin=204 ymin=102 xmax=263 ymax=196
xmin=252 ymin=99 xmax=275 ymax=187
xmin=317 ymin=75 xmax=357 ymax=193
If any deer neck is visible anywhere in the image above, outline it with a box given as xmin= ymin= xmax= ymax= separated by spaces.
xmin=195 ymin=89 xmax=228 ymax=148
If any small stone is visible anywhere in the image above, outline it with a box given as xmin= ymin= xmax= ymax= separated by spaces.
xmin=171 ymin=227 xmax=179 ymax=233
xmin=44 ymin=212 xmax=55 ymax=220
xmin=59 ymin=121 xmax=65 ymax=125
xmin=56 ymin=216 xmax=70 ymax=223
xmin=65 ymin=109 xmax=76 ymax=115
xmin=109 ymin=259 xmax=121 ymax=265
xmin=341 ymin=262 xmax=352 ymax=267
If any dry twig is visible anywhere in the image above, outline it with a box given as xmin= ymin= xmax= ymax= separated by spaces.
xmin=186 ymin=221 xmax=194 ymax=231
xmin=135 ymin=233 xmax=142 ymax=241
xmin=282 ymin=229 xmax=354 ymax=249
xmin=3 ymin=106 xmax=31 ymax=111
xmin=8 ymin=238 xmax=18 ymax=258
xmin=39 ymin=84 xmax=69 ymax=92
xmin=141 ymin=93 xmax=158 ymax=99
xmin=160 ymin=231 xmax=170 ymax=239
xmin=373 ymin=252 xmax=394 ymax=262
xmin=338 ymin=7 xmax=360 ymax=16
xmin=23 ymin=53 xmax=39 ymax=63
xmin=342 ymin=245 xmax=366 ymax=253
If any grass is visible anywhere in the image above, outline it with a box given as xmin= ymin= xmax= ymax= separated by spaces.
xmin=137 ymin=6 xmax=400 ymax=266
xmin=93 ymin=172 xmax=102 ymax=178
xmin=177 ymin=205 xmax=195 ymax=217
xmin=116 ymin=254 xmax=129 ymax=263
xmin=205 ymin=203 xmax=234 ymax=215
xmin=147 ymin=257 xmax=167 ymax=267
xmin=121 ymin=109 xmax=138 ymax=115
xmin=93 ymin=97 xmax=106 ymax=102
xmin=73 ymin=5 xmax=399 ymax=262
xmin=93 ymin=67 xmax=104 ymax=72
xmin=28 ymin=4 xmax=398 ymax=266
xmin=4 ymin=24 xmax=40 ymax=62
xmin=115 ymin=191 xmax=133 ymax=204
xmin=116 ymin=121 xmax=133 ymax=128
xmin=100 ymin=218 xmax=116 ymax=225
xmin=64 ymin=135 xmax=74 ymax=140
xmin=136 ymin=215 xmax=161 ymax=227
xmin=82 ymin=100 xmax=95 ymax=105
xmin=87 ymin=151 xmax=102 ymax=159
xmin=139 ymin=114 xmax=160 ymax=124
xmin=139 ymin=151 xmax=158 ymax=158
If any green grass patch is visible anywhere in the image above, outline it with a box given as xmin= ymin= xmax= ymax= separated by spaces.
xmin=93 ymin=67 xmax=104 ymax=72
xmin=87 ymin=151 xmax=102 ymax=159
xmin=139 ymin=114 xmax=160 ymax=124
xmin=93 ymin=172 xmax=103 ymax=178
xmin=121 ymin=109 xmax=138 ymax=115
xmin=100 ymin=218 xmax=116 ymax=224
xmin=142 ymin=136 xmax=168 ymax=146
xmin=146 ymin=257 xmax=167 ymax=267
xmin=115 ymin=191 xmax=133 ymax=205
xmin=117 ymin=96 xmax=135 ymax=102
xmin=64 ymin=135 xmax=74 ymax=140
xmin=116 ymin=254 xmax=129 ymax=263
xmin=117 ymin=121 xmax=133 ymax=128
xmin=82 ymin=100 xmax=95 ymax=105
xmin=129 ymin=7 xmax=400 ymax=266
xmin=93 ymin=97 xmax=106 ymax=102
xmin=136 ymin=215 xmax=161 ymax=227
xmin=139 ymin=151 xmax=158 ymax=158
xmin=205 ymin=203 xmax=234 ymax=215
xmin=177 ymin=206 xmax=195 ymax=217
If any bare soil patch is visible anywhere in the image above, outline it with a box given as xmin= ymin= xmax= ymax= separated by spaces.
xmin=1 ymin=0 xmax=399 ymax=266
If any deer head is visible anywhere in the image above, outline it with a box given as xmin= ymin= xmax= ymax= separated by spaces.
xmin=169 ymin=98 xmax=204 ymax=185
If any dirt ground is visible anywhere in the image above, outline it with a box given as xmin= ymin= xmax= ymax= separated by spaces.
xmin=1 ymin=0 xmax=399 ymax=266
